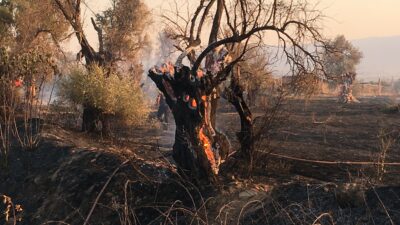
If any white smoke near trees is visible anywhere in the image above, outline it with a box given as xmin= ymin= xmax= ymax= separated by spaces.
xmin=140 ymin=30 xmax=181 ymax=101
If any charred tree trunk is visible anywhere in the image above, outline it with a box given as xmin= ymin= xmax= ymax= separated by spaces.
xmin=81 ymin=105 xmax=101 ymax=132
xmin=100 ymin=113 xmax=112 ymax=136
xmin=82 ymin=105 xmax=111 ymax=136
xmin=227 ymin=67 xmax=254 ymax=167
xmin=209 ymin=88 xmax=219 ymax=128
xmin=148 ymin=66 xmax=230 ymax=182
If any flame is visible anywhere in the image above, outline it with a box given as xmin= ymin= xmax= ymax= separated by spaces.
xmin=184 ymin=94 xmax=190 ymax=102
xmin=197 ymin=69 xmax=204 ymax=78
xmin=199 ymin=127 xmax=217 ymax=172
xmin=14 ymin=79 xmax=22 ymax=87
xmin=190 ymin=98 xmax=197 ymax=108
xmin=166 ymin=62 xmax=175 ymax=75
xmin=157 ymin=62 xmax=175 ymax=77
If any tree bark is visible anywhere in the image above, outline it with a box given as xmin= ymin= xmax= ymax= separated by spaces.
xmin=100 ymin=113 xmax=112 ymax=137
xmin=82 ymin=105 xmax=101 ymax=132
xmin=148 ymin=67 xmax=230 ymax=182
xmin=54 ymin=0 xmax=110 ymax=134
xmin=81 ymin=105 xmax=111 ymax=136
xmin=206 ymin=0 xmax=223 ymax=129
xmin=227 ymin=66 xmax=254 ymax=168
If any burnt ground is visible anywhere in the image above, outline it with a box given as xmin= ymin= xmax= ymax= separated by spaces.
xmin=218 ymin=96 xmax=400 ymax=183
xmin=1 ymin=96 xmax=400 ymax=225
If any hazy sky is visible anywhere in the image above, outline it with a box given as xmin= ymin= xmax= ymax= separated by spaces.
xmin=316 ymin=0 xmax=400 ymax=39
xmin=83 ymin=0 xmax=400 ymax=41
xmin=69 ymin=0 xmax=399 ymax=80
xmin=147 ymin=0 xmax=400 ymax=39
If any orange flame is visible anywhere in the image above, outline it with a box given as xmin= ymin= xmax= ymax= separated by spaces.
xmin=158 ymin=62 xmax=175 ymax=76
xmin=197 ymin=69 xmax=204 ymax=78
xmin=199 ymin=127 xmax=217 ymax=173
xmin=190 ymin=98 xmax=197 ymax=108
xmin=14 ymin=79 xmax=23 ymax=87
xmin=166 ymin=62 xmax=175 ymax=75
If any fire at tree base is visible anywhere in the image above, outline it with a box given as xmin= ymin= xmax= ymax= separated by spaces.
xmin=339 ymin=72 xmax=360 ymax=103
xmin=148 ymin=61 xmax=232 ymax=182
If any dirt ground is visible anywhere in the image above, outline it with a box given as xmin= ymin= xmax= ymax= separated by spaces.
xmin=1 ymin=96 xmax=400 ymax=224
xmin=218 ymin=96 xmax=400 ymax=182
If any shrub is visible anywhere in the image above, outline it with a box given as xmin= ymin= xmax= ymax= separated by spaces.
xmin=1 ymin=47 xmax=56 ymax=162
xmin=59 ymin=64 xmax=149 ymax=125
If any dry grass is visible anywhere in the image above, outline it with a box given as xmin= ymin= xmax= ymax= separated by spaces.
xmin=375 ymin=129 xmax=397 ymax=182
xmin=1 ymin=195 xmax=23 ymax=224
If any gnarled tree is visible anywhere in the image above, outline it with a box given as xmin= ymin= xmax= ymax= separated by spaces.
xmin=149 ymin=0 xmax=327 ymax=181
xmin=53 ymin=0 xmax=149 ymax=134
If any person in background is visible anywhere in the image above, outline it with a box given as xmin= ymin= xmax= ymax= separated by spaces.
xmin=156 ymin=91 xmax=170 ymax=129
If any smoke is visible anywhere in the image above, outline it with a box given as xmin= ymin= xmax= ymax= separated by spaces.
xmin=38 ymin=79 xmax=59 ymax=105
xmin=140 ymin=30 xmax=180 ymax=101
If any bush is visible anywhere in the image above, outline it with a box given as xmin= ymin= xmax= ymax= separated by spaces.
xmin=59 ymin=64 xmax=149 ymax=125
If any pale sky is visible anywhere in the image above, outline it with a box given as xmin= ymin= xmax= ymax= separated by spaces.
xmin=66 ymin=0 xmax=400 ymax=52
xmin=146 ymin=0 xmax=400 ymax=40
xmin=81 ymin=0 xmax=400 ymax=42
xmin=67 ymin=0 xmax=399 ymax=80
xmin=316 ymin=0 xmax=400 ymax=39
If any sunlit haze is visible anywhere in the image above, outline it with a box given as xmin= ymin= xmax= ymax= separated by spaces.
xmin=64 ymin=0 xmax=400 ymax=80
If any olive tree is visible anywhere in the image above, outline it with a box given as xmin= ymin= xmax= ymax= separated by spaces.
xmin=149 ymin=0 xmax=327 ymax=181
xmin=323 ymin=35 xmax=362 ymax=102
xmin=53 ymin=0 xmax=150 ymax=134
xmin=323 ymin=35 xmax=362 ymax=79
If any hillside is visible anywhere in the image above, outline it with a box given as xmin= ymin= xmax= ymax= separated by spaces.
xmin=352 ymin=36 xmax=400 ymax=81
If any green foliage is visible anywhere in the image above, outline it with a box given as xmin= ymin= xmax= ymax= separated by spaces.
xmin=95 ymin=0 xmax=150 ymax=62
xmin=323 ymin=35 xmax=363 ymax=79
xmin=0 ymin=0 xmax=69 ymax=52
xmin=0 ymin=47 xmax=56 ymax=164
xmin=0 ymin=6 xmax=13 ymax=24
xmin=0 ymin=4 xmax=13 ymax=42
xmin=13 ymin=0 xmax=69 ymax=49
xmin=0 ymin=47 xmax=57 ymax=83
xmin=59 ymin=64 xmax=149 ymax=125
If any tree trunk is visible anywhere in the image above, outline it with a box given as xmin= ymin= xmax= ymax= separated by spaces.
xmin=149 ymin=67 xmax=230 ymax=182
xmin=227 ymin=67 xmax=254 ymax=169
xmin=54 ymin=0 xmax=112 ymax=135
xmin=81 ymin=104 xmax=112 ymax=136
xmin=100 ymin=113 xmax=112 ymax=137
xmin=209 ymin=88 xmax=219 ymax=128
xmin=82 ymin=104 xmax=101 ymax=132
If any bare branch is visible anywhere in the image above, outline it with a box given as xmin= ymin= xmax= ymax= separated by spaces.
xmin=208 ymin=0 xmax=223 ymax=44
xmin=90 ymin=17 xmax=103 ymax=53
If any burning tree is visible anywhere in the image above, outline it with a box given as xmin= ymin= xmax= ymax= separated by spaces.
xmin=149 ymin=0 xmax=327 ymax=181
